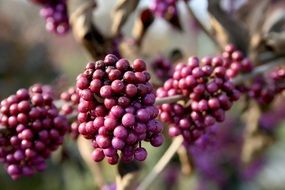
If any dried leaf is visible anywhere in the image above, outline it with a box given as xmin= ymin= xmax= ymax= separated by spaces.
xmin=207 ymin=0 xmax=249 ymax=53
xmin=69 ymin=0 xmax=115 ymax=60
xmin=111 ymin=0 xmax=140 ymax=37
xmin=132 ymin=8 xmax=154 ymax=46
xmin=177 ymin=146 xmax=193 ymax=176
xmin=264 ymin=32 xmax=285 ymax=54
xmin=165 ymin=12 xmax=182 ymax=31
xmin=263 ymin=9 xmax=285 ymax=33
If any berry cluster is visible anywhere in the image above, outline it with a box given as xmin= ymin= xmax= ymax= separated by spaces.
xmin=60 ymin=87 xmax=80 ymax=139
xmin=157 ymin=56 xmax=240 ymax=144
xmin=0 ymin=84 xmax=68 ymax=179
xmin=151 ymin=56 xmax=174 ymax=82
xmin=31 ymin=0 xmax=70 ymax=35
xmin=150 ymin=0 xmax=178 ymax=18
xmin=76 ymin=54 xmax=163 ymax=164
xmin=247 ymin=67 xmax=285 ymax=104
xmin=221 ymin=44 xmax=253 ymax=78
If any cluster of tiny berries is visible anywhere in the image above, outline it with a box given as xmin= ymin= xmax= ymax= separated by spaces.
xmin=31 ymin=0 xmax=70 ymax=35
xmin=0 ymin=84 xmax=68 ymax=179
xmin=76 ymin=54 xmax=163 ymax=164
xmin=221 ymin=44 xmax=253 ymax=78
xmin=246 ymin=67 xmax=285 ymax=104
xmin=156 ymin=56 xmax=240 ymax=144
xmin=222 ymin=44 xmax=285 ymax=104
xmin=151 ymin=56 xmax=174 ymax=82
xmin=60 ymin=87 xmax=80 ymax=139
xmin=150 ymin=0 xmax=179 ymax=17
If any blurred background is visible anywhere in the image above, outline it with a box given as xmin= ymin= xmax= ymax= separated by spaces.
xmin=0 ymin=0 xmax=285 ymax=190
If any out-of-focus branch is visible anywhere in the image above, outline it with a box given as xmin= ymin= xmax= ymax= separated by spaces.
xmin=177 ymin=146 xmax=193 ymax=175
xmin=77 ymin=136 xmax=105 ymax=189
xmin=137 ymin=136 xmax=184 ymax=190
xmin=241 ymin=102 xmax=275 ymax=163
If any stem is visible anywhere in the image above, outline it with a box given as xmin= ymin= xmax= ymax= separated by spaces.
xmin=155 ymin=95 xmax=185 ymax=105
xmin=136 ymin=136 xmax=184 ymax=190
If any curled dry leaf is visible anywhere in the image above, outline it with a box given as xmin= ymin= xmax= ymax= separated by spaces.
xmin=111 ymin=0 xmax=140 ymax=37
xmin=132 ymin=8 xmax=154 ymax=46
xmin=69 ymin=0 xmax=113 ymax=60
xmin=207 ymin=0 xmax=249 ymax=54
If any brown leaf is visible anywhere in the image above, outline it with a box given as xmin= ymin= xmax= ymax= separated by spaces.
xmin=69 ymin=0 xmax=111 ymax=60
xmin=165 ymin=11 xmax=182 ymax=31
xmin=111 ymin=0 xmax=140 ymax=37
xmin=132 ymin=8 xmax=154 ymax=46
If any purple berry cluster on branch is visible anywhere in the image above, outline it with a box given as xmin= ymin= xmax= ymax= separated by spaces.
xmin=0 ymin=84 xmax=68 ymax=179
xmin=151 ymin=56 xmax=174 ymax=82
xmin=76 ymin=54 xmax=163 ymax=164
xmin=60 ymin=87 xmax=80 ymax=139
xmin=222 ymin=44 xmax=253 ymax=78
xmin=247 ymin=67 xmax=285 ymax=104
xmin=150 ymin=0 xmax=179 ymax=18
xmin=156 ymin=56 xmax=240 ymax=145
xmin=31 ymin=0 xmax=70 ymax=35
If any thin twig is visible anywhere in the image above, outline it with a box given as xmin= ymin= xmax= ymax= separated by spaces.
xmin=155 ymin=95 xmax=185 ymax=105
xmin=136 ymin=136 xmax=184 ymax=190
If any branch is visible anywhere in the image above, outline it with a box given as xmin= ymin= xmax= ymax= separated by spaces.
xmin=77 ymin=136 xmax=105 ymax=189
xmin=136 ymin=136 xmax=184 ymax=190
xmin=155 ymin=95 xmax=185 ymax=105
